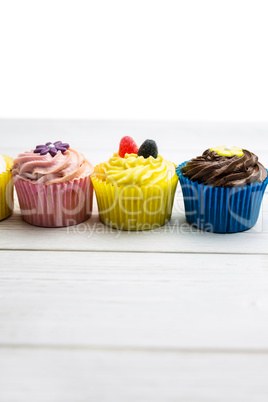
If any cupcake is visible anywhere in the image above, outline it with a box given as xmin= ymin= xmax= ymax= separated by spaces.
xmin=92 ymin=136 xmax=178 ymax=231
xmin=0 ymin=154 xmax=14 ymax=221
xmin=177 ymin=146 xmax=268 ymax=233
xmin=12 ymin=141 xmax=94 ymax=227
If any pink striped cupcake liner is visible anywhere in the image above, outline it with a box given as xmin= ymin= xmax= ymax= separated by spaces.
xmin=14 ymin=176 xmax=93 ymax=227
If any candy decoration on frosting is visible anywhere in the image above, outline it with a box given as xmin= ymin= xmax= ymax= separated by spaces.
xmin=137 ymin=139 xmax=158 ymax=159
xmin=34 ymin=141 xmax=70 ymax=157
xmin=119 ymin=136 xmax=139 ymax=158
xmin=210 ymin=145 xmax=244 ymax=157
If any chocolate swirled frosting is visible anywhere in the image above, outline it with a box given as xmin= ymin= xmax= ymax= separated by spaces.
xmin=181 ymin=149 xmax=267 ymax=187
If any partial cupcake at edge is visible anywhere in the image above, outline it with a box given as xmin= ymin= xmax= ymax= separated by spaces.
xmin=92 ymin=136 xmax=178 ymax=231
xmin=176 ymin=146 xmax=268 ymax=233
xmin=12 ymin=141 xmax=94 ymax=227
xmin=0 ymin=154 xmax=14 ymax=221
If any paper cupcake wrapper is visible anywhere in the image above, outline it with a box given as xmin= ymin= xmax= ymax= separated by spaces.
xmin=177 ymin=162 xmax=268 ymax=233
xmin=0 ymin=170 xmax=14 ymax=221
xmin=92 ymin=174 xmax=178 ymax=231
xmin=14 ymin=175 xmax=93 ymax=227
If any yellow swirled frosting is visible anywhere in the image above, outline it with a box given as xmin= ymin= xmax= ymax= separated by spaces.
xmin=0 ymin=155 xmax=13 ymax=174
xmin=94 ymin=153 xmax=176 ymax=186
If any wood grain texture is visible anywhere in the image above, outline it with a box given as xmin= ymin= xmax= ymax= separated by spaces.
xmin=1 ymin=348 xmax=268 ymax=402
xmin=1 ymin=119 xmax=268 ymax=164
xmin=1 ymin=200 xmax=268 ymax=253
xmin=1 ymin=120 xmax=268 ymax=401
xmin=1 ymin=251 xmax=268 ymax=350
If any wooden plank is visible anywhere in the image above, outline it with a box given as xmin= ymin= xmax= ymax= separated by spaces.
xmin=1 ymin=120 xmax=268 ymax=254
xmin=1 ymin=120 xmax=268 ymax=164
xmin=1 ymin=251 xmax=268 ymax=350
xmin=1 ymin=196 xmax=268 ymax=253
xmin=0 ymin=121 xmax=267 ymax=401
xmin=1 ymin=348 xmax=268 ymax=402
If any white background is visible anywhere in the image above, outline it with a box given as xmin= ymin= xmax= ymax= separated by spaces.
xmin=0 ymin=0 xmax=268 ymax=121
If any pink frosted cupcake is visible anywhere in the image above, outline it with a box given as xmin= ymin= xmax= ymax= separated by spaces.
xmin=12 ymin=141 xmax=94 ymax=227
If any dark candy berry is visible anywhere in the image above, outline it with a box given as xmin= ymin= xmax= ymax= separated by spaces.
xmin=119 ymin=136 xmax=139 ymax=158
xmin=137 ymin=139 xmax=158 ymax=159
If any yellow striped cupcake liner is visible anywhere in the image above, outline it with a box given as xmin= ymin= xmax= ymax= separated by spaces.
xmin=92 ymin=173 xmax=178 ymax=231
xmin=0 ymin=156 xmax=14 ymax=221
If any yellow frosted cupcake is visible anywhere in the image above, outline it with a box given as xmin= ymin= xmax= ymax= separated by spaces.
xmin=92 ymin=137 xmax=178 ymax=231
xmin=0 ymin=155 xmax=14 ymax=221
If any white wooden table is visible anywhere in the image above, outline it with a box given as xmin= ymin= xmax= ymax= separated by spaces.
xmin=1 ymin=120 xmax=268 ymax=402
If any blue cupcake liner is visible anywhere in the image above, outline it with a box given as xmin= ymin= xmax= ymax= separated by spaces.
xmin=176 ymin=162 xmax=268 ymax=233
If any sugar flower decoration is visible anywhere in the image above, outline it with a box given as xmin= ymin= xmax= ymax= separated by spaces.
xmin=34 ymin=141 xmax=70 ymax=157
xmin=210 ymin=145 xmax=244 ymax=157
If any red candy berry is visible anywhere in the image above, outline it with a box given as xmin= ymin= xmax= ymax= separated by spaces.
xmin=118 ymin=136 xmax=139 ymax=158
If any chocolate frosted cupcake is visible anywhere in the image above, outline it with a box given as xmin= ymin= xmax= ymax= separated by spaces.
xmin=177 ymin=146 xmax=268 ymax=233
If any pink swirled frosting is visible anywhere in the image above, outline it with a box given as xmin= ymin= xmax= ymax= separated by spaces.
xmin=12 ymin=148 xmax=93 ymax=185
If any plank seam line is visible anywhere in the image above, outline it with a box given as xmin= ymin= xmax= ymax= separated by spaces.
xmin=1 ymin=345 xmax=268 ymax=355
xmin=0 ymin=248 xmax=267 ymax=256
